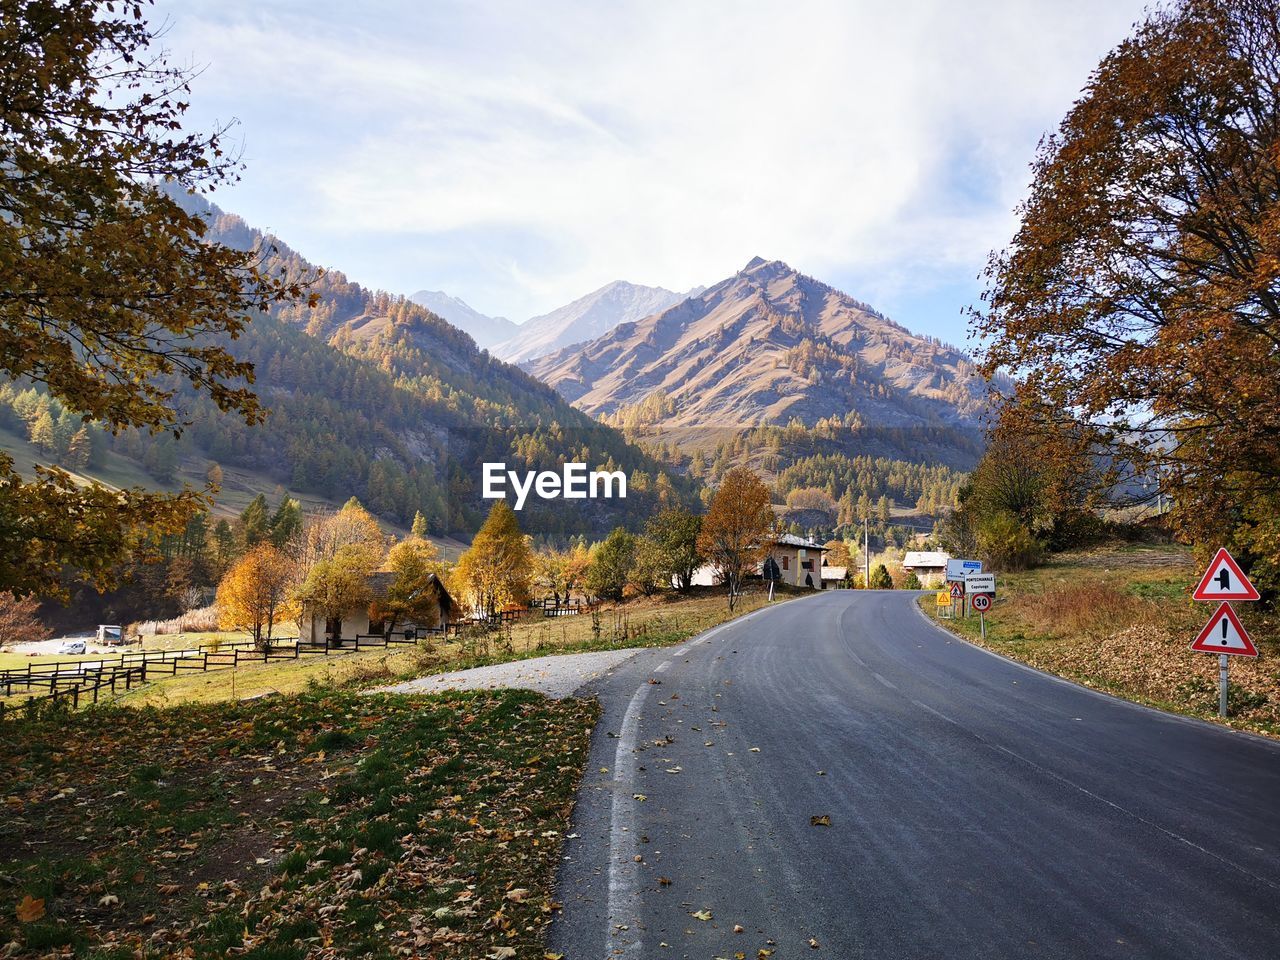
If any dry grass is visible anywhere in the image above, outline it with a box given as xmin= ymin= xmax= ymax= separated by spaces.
xmin=1013 ymin=582 xmax=1164 ymax=640
xmin=115 ymin=586 xmax=794 ymax=708
xmin=132 ymin=605 xmax=220 ymax=636
xmin=924 ymin=548 xmax=1280 ymax=738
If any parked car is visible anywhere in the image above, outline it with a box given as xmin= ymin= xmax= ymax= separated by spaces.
xmin=59 ymin=639 xmax=87 ymax=655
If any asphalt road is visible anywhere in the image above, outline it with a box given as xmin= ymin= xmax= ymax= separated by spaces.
xmin=548 ymin=589 xmax=1280 ymax=960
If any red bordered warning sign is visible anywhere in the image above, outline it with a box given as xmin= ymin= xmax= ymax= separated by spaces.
xmin=1193 ymin=548 xmax=1260 ymax=602
xmin=1190 ymin=602 xmax=1258 ymax=657
xmin=949 ymin=582 xmax=964 ymax=600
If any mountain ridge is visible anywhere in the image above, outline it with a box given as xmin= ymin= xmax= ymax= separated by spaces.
xmin=527 ymin=257 xmax=990 ymax=437
xmin=490 ymin=280 xmax=697 ymax=364
xmin=407 ymin=289 xmax=519 ymax=349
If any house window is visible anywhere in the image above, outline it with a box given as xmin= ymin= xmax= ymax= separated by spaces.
xmin=802 ymin=560 xmax=814 ymax=571
xmin=782 ymin=556 xmax=790 ymax=570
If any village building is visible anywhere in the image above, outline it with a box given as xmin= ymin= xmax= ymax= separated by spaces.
xmin=902 ymin=550 xmax=951 ymax=588
xmin=821 ymin=564 xmax=849 ymax=588
xmin=689 ymin=534 xmax=829 ymax=590
xmin=767 ymin=533 xmax=829 ymax=588
xmin=301 ymin=570 xmax=455 ymax=646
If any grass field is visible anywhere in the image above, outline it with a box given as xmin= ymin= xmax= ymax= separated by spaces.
xmin=0 ymin=688 xmax=597 ymax=959
xmin=24 ymin=587 xmax=793 ymax=709
xmin=921 ymin=544 xmax=1280 ymax=738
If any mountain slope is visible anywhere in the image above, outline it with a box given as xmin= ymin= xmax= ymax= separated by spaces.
xmin=491 ymin=280 xmax=695 ymax=364
xmin=0 ymin=188 xmax=699 ymax=540
xmin=408 ymin=289 xmax=519 ymax=349
xmin=529 ymin=257 xmax=989 ymax=431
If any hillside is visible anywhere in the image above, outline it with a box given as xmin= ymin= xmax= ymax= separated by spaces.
xmin=408 ymin=289 xmax=519 ymax=349
xmin=491 ymin=280 xmax=695 ymax=364
xmin=0 ymin=190 xmax=698 ymax=542
xmin=530 ymin=258 xmax=988 ymax=427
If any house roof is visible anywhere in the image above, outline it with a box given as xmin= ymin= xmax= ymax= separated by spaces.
xmin=774 ymin=533 xmax=828 ymax=551
xmin=366 ymin=570 xmax=453 ymax=612
xmin=903 ymin=551 xmax=950 ymax=569
xmin=821 ymin=566 xmax=848 ymax=580
xmin=367 ymin=571 xmax=397 ymax=601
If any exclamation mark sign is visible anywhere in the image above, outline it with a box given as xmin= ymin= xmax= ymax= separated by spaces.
xmin=1222 ymin=617 xmax=1229 ymax=645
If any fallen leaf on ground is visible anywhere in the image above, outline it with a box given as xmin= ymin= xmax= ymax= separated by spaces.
xmin=16 ymin=895 xmax=44 ymax=923
xmin=810 ymin=815 xmax=831 ymax=827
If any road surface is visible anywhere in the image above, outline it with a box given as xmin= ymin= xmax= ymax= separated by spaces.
xmin=549 ymin=590 xmax=1280 ymax=959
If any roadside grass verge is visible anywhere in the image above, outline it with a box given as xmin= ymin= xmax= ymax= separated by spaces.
xmin=920 ymin=547 xmax=1280 ymax=738
xmin=0 ymin=688 xmax=597 ymax=959
xmin=109 ymin=586 xmax=795 ymax=708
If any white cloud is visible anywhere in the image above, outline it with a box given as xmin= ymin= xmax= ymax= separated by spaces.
xmin=157 ymin=0 xmax=1149 ymax=324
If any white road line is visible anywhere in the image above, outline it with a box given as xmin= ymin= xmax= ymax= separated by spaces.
xmin=653 ymin=661 xmax=670 ymax=673
xmin=873 ymin=671 xmax=897 ymax=690
xmin=606 ymin=674 xmax=653 ymax=956
xmin=601 ymin=597 xmax=817 ymax=955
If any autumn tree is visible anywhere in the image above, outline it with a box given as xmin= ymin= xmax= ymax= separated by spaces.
xmin=824 ymin=539 xmax=853 ymax=569
xmin=453 ymin=501 xmax=532 ymax=618
xmin=216 ymin=544 xmax=295 ymax=649
xmin=645 ymin=509 xmax=702 ymax=592
xmin=585 ymin=528 xmax=636 ymax=601
xmin=534 ymin=548 xmax=569 ymax=603
xmin=0 ymin=0 xmax=308 ymax=597
xmin=628 ymin=535 xmax=668 ymax=597
xmin=373 ymin=536 xmax=450 ymax=634
xmin=411 ymin=510 xmax=429 ymax=538
xmin=295 ymin=498 xmax=386 ymax=571
xmin=974 ymin=0 xmax=1280 ymax=588
xmin=293 ymin=545 xmax=377 ymax=639
xmin=0 ymin=591 xmax=46 ymax=646
xmin=697 ymin=467 xmax=774 ymax=609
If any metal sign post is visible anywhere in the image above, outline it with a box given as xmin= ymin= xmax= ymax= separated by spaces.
xmin=1189 ymin=549 xmax=1260 ymax=718
xmin=1219 ymin=654 xmax=1229 ymax=718
xmin=971 ymin=592 xmax=992 ymax=638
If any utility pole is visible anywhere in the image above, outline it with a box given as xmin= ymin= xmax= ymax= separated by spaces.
xmin=863 ymin=516 xmax=870 ymax=589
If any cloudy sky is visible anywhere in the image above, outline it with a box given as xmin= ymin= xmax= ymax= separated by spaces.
xmin=153 ymin=0 xmax=1149 ymax=345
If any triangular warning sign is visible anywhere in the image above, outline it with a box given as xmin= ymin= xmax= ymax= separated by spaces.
xmin=1190 ymin=602 xmax=1258 ymax=657
xmin=1192 ymin=548 xmax=1260 ymax=602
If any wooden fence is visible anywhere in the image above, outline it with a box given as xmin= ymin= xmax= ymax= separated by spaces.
xmin=0 ymin=600 xmax=601 ymax=720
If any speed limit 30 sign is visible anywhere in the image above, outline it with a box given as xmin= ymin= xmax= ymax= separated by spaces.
xmin=971 ymin=593 xmax=992 ymax=612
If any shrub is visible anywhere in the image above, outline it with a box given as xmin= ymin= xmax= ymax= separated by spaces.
xmin=976 ymin=511 xmax=1042 ymax=571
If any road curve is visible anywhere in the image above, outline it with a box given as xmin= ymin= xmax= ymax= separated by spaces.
xmin=549 ymin=589 xmax=1280 ymax=960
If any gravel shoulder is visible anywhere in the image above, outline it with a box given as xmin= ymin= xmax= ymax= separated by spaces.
xmin=376 ymin=648 xmax=643 ymax=700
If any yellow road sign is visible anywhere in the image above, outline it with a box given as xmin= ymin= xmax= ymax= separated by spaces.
xmin=936 ymin=590 xmax=952 ymax=607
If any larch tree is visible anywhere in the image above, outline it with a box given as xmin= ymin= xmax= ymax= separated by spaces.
xmin=293 ymin=545 xmax=377 ymax=639
xmin=454 ymin=501 xmax=532 ymax=619
xmin=697 ymin=467 xmax=774 ymax=610
xmin=0 ymin=0 xmax=309 ymax=597
xmin=373 ymin=536 xmax=450 ymax=634
xmin=974 ymin=0 xmax=1280 ymax=589
xmin=296 ymin=498 xmax=386 ymax=572
xmin=215 ymin=543 xmax=295 ymax=649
